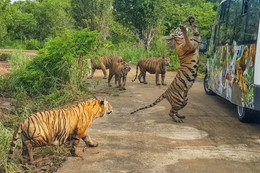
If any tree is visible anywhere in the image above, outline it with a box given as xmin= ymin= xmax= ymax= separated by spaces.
xmin=71 ymin=0 xmax=113 ymax=40
xmin=113 ymin=0 xmax=168 ymax=50
xmin=13 ymin=0 xmax=74 ymax=41
xmin=0 ymin=0 xmax=14 ymax=44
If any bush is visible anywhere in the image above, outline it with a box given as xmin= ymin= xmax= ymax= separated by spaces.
xmin=0 ymin=122 xmax=25 ymax=173
xmin=25 ymin=39 xmax=43 ymax=50
xmin=0 ymin=28 xmax=104 ymax=98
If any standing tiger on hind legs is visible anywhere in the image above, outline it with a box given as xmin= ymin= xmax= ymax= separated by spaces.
xmin=131 ymin=16 xmax=201 ymax=123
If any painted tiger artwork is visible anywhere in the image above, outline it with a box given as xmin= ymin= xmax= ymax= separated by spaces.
xmin=130 ymin=16 xmax=201 ymax=123
xmin=108 ymin=61 xmax=131 ymax=90
xmin=132 ymin=57 xmax=170 ymax=85
xmin=8 ymin=98 xmax=113 ymax=163
xmin=88 ymin=55 xmax=123 ymax=79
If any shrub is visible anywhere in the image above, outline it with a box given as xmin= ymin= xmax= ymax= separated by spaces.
xmin=25 ymin=39 xmax=43 ymax=50
xmin=0 ymin=28 xmax=104 ymax=98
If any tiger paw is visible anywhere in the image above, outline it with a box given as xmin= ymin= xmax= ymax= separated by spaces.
xmin=88 ymin=141 xmax=98 ymax=147
xmin=169 ymin=112 xmax=184 ymax=123
xmin=187 ymin=16 xmax=195 ymax=23
xmin=176 ymin=114 xmax=186 ymax=119
xmin=162 ymin=83 xmax=167 ymax=86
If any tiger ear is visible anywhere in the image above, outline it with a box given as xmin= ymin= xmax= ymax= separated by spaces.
xmin=100 ymin=98 xmax=106 ymax=105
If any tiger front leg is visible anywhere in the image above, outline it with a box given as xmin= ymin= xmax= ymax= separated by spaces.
xmin=108 ymin=73 xmax=113 ymax=87
xmin=161 ymin=73 xmax=166 ymax=85
xmin=115 ymin=74 xmax=120 ymax=88
xmin=82 ymin=133 xmax=98 ymax=153
xmin=119 ymin=76 xmax=127 ymax=90
xmin=155 ymin=73 xmax=160 ymax=85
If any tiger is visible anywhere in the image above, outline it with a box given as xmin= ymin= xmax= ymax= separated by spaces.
xmin=88 ymin=55 xmax=123 ymax=79
xmin=130 ymin=16 xmax=201 ymax=123
xmin=234 ymin=46 xmax=249 ymax=92
xmin=132 ymin=57 xmax=170 ymax=85
xmin=8 ymin=98 xmax=112 ymax=163
xmin=108 ymin=61 xmax=131 ymax=90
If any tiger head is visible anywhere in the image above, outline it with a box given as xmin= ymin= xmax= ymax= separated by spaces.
xmin=171 ymin=27 xmax=184 ymax=40
xmin=162 ymin=57 xmax=171 ymax=66
xmin=94 ymin=98 xmax=113 ymax=118
xmin=121 ymin=61 xmax=131 ymax=75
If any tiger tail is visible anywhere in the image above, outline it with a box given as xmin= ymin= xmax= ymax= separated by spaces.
xmin=8 ymin=123 xmax=22 ymax=161
xmin=130 ymin=94 xmax=166 ymax=114
xmin=132 ymin=63 xmax=139 ymax=82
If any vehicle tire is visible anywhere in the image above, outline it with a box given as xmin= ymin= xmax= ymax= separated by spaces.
xmin=204 ymin=71 xmax=214 ymax=95
xmin=237 ymin=105 xmax=252 ymax=123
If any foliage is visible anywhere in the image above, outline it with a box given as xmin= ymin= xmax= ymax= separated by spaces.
xmin=0 ymin=0 xmax=14 ymax=43
xmin=107 ymin=20 xmax=137 ymax=44
xmin=165 ymin=0 xmax=216 ymax=38
xmin=113 ymin=0 xmax=168 ymax=49
xmin=25 ymin=39 xmax=43 ymax=50
xmin=71 ymin=0 xmax=113 ymax=40
xmin=0 ymin=28 xmax=103 ymax=98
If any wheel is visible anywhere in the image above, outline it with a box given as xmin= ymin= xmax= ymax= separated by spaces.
xmin=204 ymin=71 xmax=214 ymax=95
xmin=237 ymin=105 xmax=252 ymax=123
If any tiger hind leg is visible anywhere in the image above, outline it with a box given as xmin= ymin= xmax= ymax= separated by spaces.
xmin=24 ymin=140 xmax=34 ymax=164
xmin=169 ymin=111 xmax=184 ymax=123
xmin=70 ymin=138 xmax=81 ymax=157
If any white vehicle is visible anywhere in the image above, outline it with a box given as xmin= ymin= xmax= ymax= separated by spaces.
xmin=204 ymin=0 xmax=260 ymax=122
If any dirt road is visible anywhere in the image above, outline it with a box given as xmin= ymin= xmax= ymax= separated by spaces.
xmin=57 ymin=67 xmax=260 ymax=172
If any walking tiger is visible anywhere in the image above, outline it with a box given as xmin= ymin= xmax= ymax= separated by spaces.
xmin=130 ymin=16 xmax=201 ymax=123
xmin=108 ymin=61 xmax=131 ymax=90
xmin=8 ymin=98 xmax=112 ymax=163
xmin=88 ymin=55 xmax=123 ymax=79
xmin=132 ymin=57 xmax=170 ymax=85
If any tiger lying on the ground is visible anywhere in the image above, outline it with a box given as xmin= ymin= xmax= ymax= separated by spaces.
xmin=88 ymin=55 xmax=123 ymax=79
xmin=8 ymin=98 xmax=112 ymax=163
xmin=131 ymin=16 xmax=201 ymax=123
xmin=108 ymin=61 xmax=131 ymax=90
xmin=132 ymin=57 xmax=170 ymax=85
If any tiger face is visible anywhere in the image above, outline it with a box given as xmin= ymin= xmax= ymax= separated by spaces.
xmin=122 ymin=61 xmax=131 ymax=75
xmin=95 ymin=99 xmax=113 ymax=118
xmin=163 ymin=57 xmax=170 ymax=66
xmin=171 ymin=27 xmax=184 ymax=40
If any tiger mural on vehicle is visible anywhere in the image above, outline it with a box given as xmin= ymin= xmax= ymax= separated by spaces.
xmin=8 ymin=98 xmax=113 ymax=163
xmin=108 ymin=61 xmax=131 ymax=90
xmin=131 ymin=16 xmax=201 ymax=123
xmin=132 ymin=57 xmax=170 ymax=85
xmin=88 ymin=55 xmax=123 ymax=79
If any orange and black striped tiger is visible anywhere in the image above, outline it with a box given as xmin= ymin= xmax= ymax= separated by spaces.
xmin=108 ymin=61 xmax=131 ymax=90
xmin=130 ymin=16 xmax=201 ymax=123
xmin=132 ymin=57 xmax=170 ymax=85
xmin=8 ymin=98 xmax=112 ymax=163
xmin=88 ymin=55 xmax=123 ymax=79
